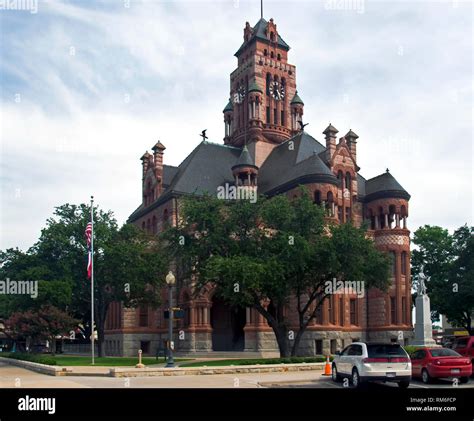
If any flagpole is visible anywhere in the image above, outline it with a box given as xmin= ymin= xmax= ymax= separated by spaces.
xmin=90 ymin=196 xmax=95 ymax=365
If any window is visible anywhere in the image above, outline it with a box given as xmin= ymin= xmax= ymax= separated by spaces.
xmin=390 ymin=251 xmax=396 ymax=276
xmin=264 ymin=49 xmax=267 ymax=56
xmin=345 ymin=172 xmax=351 ymax=191
xmin=315 ymin=305 xmax=322 ymax=324
xmin=379 ymin=207 xmax=385 ymax=229
xmin=270 ymin=31 xmax=275 ymax=42
xmin=139 ymin=306 xmax=148 ymax=327
xmin=348 ymin=345 xmax=362 ymax=356
xmin=350 ymin=299 xmax=357 ymax=325
xmin=402 ymin=297 xmax=407 ymax=324
xmin=142 ymin=221 xmax=145 ymax=230
xmin=266 ymin=106 xmax=270 ymax=123
xmin=140 ymin=341 xmax=150 ymax=354
xmin=345 ymin=207 xmax=351 ymax=222
xmin=328 ymin=297 xmax=335 ymax=324
xmin=152 ymin=216 xmax=157 ymax=234
xmin=401 ymin=251 xmax=407 ymax=275
xmin=314 ymin=191 xmax=322 ymax=205
xmin=341 ymin=346 xmax=351 ymax=356
xmin=339 ymin=297 xmax=344 ymax=326
xmin=266 ymin=73 xmax=271 ymax=94
xmin=315 ymin=339 xmax=323 ymax=355
xmin=330 ymin=339 xmax=337 ymax=354
xmin=270 ymin=51 xmax=274 ymax=59
xmin=277 ymin=53 xmax=281 ymax=61
xmin=390 ymin=297 xmax=396 ymax=324
xmin=281 ymin=110 xmax=285 ymax=126
xmin=274 ymin=108 xmax=277 ymax=125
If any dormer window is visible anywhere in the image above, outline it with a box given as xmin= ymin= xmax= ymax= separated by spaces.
xmin=270 ymin=31 xmax=275 ymax=42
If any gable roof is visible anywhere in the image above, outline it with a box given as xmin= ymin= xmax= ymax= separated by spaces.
xmin=259 ymin=132 xmax=338 ymax=195
xmin=235 ymin=18 xmax=290 ymax=57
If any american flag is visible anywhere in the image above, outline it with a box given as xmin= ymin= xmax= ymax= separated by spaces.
xmin=85 ymin=222 xmax=92 ymax=279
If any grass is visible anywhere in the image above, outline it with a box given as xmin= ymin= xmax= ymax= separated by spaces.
xmin=179 ymin=356 xmax=331 ymax=367
xmin=2 ymin=353 xmax=191 ymax=367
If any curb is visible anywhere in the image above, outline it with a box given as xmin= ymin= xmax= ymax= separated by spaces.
xmin=0 ymin=357 xmax=325 ymax=378
xmin=110 ymin=362 xmax=325 ymax=377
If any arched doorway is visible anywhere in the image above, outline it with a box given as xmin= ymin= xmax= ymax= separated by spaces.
xmin=210 ymin=296 xmax=245 ymax=351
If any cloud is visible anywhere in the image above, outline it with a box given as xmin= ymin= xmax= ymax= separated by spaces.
xmin=0 ymin=0 xmax=472 ymax=250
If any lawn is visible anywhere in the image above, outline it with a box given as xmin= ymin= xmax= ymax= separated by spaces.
xmin=179 ymin=356 xmax=330 ymax=367
xmin=2 ymin=353 xmax=190 ymax=366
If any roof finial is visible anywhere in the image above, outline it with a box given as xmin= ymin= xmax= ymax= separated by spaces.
xmin=386 ymin=168 xmax=390 ymax=173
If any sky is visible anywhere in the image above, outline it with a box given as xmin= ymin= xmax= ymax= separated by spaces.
xmin=0 ymin=0 xmax=472 ymax=251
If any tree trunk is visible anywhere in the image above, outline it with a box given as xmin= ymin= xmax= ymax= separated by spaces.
xmin=96 ymin=301 xmax=109 ymax=358
xmin=273 ymin=325 xmax=291 ymax=358
xmin=291 ymin=326 xmax=307 ymax=357
xmin=51 ymin=337 xmax=56 ymax=357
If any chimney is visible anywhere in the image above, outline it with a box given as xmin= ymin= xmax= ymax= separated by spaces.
xmin=151 ymin=141 xmax=166 ymax=197
xmin=140 ymin=151 xmax=151 ymax=180
xmin=345 ymin=129 xmax=359 ymax=163
xmin=323 ymin=123 xmax=338 ymax=162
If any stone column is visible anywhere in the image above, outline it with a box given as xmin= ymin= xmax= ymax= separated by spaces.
xmin=384 ymin=213 xmax=389 ymax=229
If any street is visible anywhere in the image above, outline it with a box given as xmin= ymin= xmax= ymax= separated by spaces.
xmin=0 ymin=361 xmax=472 ymax=389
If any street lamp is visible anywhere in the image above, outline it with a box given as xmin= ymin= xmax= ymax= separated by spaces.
xmin=165 ymin=270 xmax=176 ymax=368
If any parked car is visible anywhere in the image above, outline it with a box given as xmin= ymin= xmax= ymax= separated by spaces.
xmin=452 ymin=336 xmax=474 ymax=366
xmin=411 ymin=347 xmax=471 ymax=384
xmin=332 ymin=342 xmax=411 ymax=389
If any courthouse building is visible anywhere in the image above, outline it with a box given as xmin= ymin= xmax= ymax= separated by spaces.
xmin=104 ymin=16 xmax=412 ymax=357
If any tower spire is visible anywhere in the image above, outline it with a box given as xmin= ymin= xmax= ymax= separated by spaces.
xmin=261 ymin=0 xmax=263 ymax=19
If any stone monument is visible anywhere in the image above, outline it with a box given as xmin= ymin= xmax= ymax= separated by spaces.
xmin=411 ymin=267 xmax=437 ymax=346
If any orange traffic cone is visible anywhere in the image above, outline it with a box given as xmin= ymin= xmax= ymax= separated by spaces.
xmin=323 ymin=355 xmax=331 ymax=376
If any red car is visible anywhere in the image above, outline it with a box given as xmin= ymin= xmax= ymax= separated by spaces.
xmin=452 ymin=336 xmax=474 ymax=363
xmin=411 ymin=347 xmax=471 ymax=384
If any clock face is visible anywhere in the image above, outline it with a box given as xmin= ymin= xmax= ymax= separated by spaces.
xmin=269 ymin=81 xmax=285 ymax=101
xmin=234 ymin=85 xmax=246 ymax=104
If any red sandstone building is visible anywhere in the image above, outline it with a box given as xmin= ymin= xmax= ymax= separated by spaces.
xmin=104 ymin=17 xmax=412 ymax=357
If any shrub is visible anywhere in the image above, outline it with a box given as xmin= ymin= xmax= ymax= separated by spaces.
xmin=2 ymin=352 xmax=57 ymax=366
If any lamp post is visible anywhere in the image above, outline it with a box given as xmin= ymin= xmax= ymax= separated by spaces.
xmin=165 ymin=271 xmax=176 ymax=368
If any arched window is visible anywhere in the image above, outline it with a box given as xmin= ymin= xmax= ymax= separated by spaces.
xmin=270 ymin=51 xmax=274 ymax=59
xmin=264 ymin=49 xmax=267 ymax=56
xmin=326 ymin=191 xmax=334 ymax=216
xmin=270 ymin=31 xmax=275 ymax=42
xmin=277 ymin=53 xmax=281 ymax=61
xmin=314 ymin=190 xmax=322 ymax=205
xmin=369 ymin=209 xmax=375 ymax=230
xmin=388 ymin=205 xmax=396 ymax=229
xmin=266 ymin=73 xmax=271 ymax=95
xmin=337 ymin=170 xmax=343 ymax=188
xmin=345 ymin=172 xmax=351 ymax=191
xmin=379 ymin=206 xmax=385 ymax=229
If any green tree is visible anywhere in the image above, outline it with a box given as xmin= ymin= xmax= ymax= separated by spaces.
xmin=166 ymin=189 xmax=390 ymax=357
xmin=1 ymin=203 xmax=168 ymax=357
xmin=5 ymin=306 xmax=78 ymax=355
xmin=412 ymin=225 xmax=473 ymax=334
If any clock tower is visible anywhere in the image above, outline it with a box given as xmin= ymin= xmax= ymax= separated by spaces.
xmin=223 ymin=18 xmax=304 ymax=167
